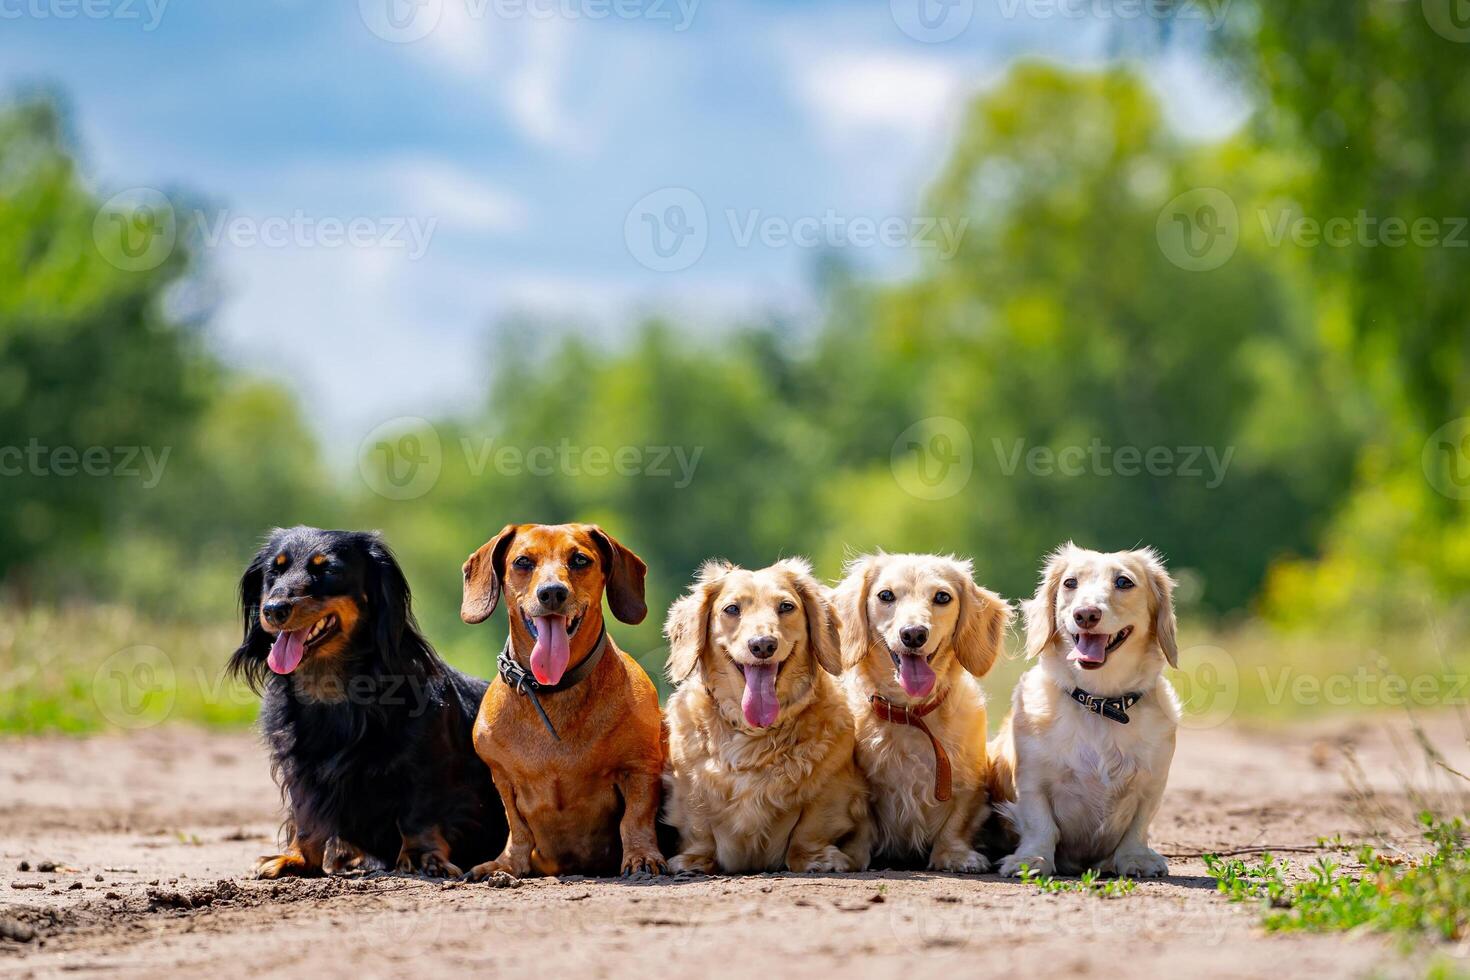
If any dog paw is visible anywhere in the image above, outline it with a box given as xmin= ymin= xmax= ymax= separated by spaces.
xmin=999 ymin=852 xmax=1052 ymax=878
xmin=254 ymin=854 xmax=320 ymax=879
xmin=1106 ymin=847 xmax=1168 ymax=878
xmin=323 ymin=838 xmax=388 ymax=876
xmin=929 ymin=848 xmax=991 ymax=874
xmin=669 ymin=853 xmax=715 ymax=875
xmin=465 ymin=858 xmax=529 ymax=881
xmin=398 ymin=852 xmax=461 ymax=879
xmin=791 ymin=846 xmax=855 ymax=874
xmin=621 ymin=847 xmax=669 ymax=878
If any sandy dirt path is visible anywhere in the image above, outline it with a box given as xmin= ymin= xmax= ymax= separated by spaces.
xmin=0 ymin=714 xmax=1463 ymax=978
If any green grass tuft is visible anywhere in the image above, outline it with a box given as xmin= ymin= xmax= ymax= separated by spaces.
xmin=1018 ymin=864 xmax=1138 ymax=898
xmin=1205 ymin=814 xmax=1470 ymax=941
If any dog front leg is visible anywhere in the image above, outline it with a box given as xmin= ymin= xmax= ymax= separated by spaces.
xmin=255 ymin=828 xmax=325 ymax=879
xmin=323 ymin=835 xmax=388 ymax=875
xmin=1102 ymin=761 xmax=1172 ymax=879
xmin=467 ymin=771 xmax=536 ymax=880
xmin=615 ymin=765 xmax=668 ymax=877
xmin=998 ymin=782 xmax=1058 ymax=877
xmin=927 ymin=786 xmax=991 ymax=873
xmin=787 ymin=803 xmax=858 ymax=874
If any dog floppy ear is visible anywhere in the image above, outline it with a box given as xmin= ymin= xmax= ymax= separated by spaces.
xmin=361 ymin=532 xmax=413 ymax=666
xmin=588 ymin=525 xmax=648 ymax=625
xmin=953 ymin=565 xmax=1012 ymax=678
xmin=1024 ymin=543 xmax=1073 ymax=659
xmin=461 ymin=524 xmax=518 ymax=625
xmin=227 ymin=532 xmax=279 ymax=692
xmin=778 ymin=558 xmax=843 ymax=676
xmin=1137 ymin=547 xmax=1179 ymax=668
xmin=833 ymin=555 xmax=878 ymax=670
xmin=664 ymin=560 xmax=731 ymax=683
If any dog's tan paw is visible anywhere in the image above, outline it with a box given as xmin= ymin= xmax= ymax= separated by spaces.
xmin=254 ymin=853 xmax=320 ymax=879
xmin=621 ymin=847 xmax=669 ymax=878
xmin=929 ymin=848 xmax=990 ymax=874
xmin=790 ymin=846 xmax=854 ymax=874
xmin=323 ymin=837 xmax=388 ymax=876
xmin=466 ymin=858 xmax=529 ymax=881
xmin=1106 ymin=847 xmax=1168 ymax=878
xmin=999 ymin=852 xmax=1051 ymax=878
xmin=398 ymin=851 xmax=461 ymax=879
xmin=669 ymin=852 xmax=716 ymax=875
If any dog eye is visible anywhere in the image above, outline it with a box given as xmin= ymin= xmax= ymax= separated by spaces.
xmin=722 ymin=603 xmax=740 ymax=616
xmin=777 ymin=600 xmax=796 ymax=613
xmin=1062 ymin=577 xmax=1078 ymax=590
xmin=877 ymin=590 xmax=895 ymax=603
xmin=933 ymin=591 xmax=952 ymax=605
xmin=513 ymin=556 xmax=535 ymax=571
xmin=569 ymin=553 xmax=592 ymax=569
xmin=1115 ymin=575 xmax=1135 ymax=589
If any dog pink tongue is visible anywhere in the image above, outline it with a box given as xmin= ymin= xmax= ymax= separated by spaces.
xmin=741 ymin=663 xmax=780 ymax=727
xmin=267 ymin=630 xmax=305 ymax=675
xmin=1071 ymin=632 xmax=1108 ymax=666
xmin=530 ymin=615 xmax=571 ymax=685
xmin=898 ymin=654 xmax=936 ymax=698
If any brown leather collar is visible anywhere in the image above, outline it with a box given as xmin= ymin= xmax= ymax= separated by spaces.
xmin=871 ymin=689 xmax=952 ymax=802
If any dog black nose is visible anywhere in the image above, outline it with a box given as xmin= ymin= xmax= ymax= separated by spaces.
xmin=747 ymin=635 xmax=778 ymax=659
xmin=899 ymin=625 xmax=928 ymax=649
xmin=263 ymin=600 xmax=292 ymax=627
xmin=537 ymin=582 xmax=570 ymax=609
xmin=1073 ymin=606 xmax=1102 ymax=630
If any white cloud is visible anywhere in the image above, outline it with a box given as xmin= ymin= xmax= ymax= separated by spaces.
xmin=393 ymin=158 xmax=530 ymax=233
xmin=786 ymin=46 xmax=970 ymax=146
xmin=416 ymin=10 xmax=585 ymax=152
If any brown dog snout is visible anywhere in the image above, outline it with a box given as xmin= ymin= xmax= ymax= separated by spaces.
xmin=1073 ymin=606 xmax=1102 ymax=629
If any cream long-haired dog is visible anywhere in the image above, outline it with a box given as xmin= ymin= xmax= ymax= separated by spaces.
xmin=989 ymin=543 xmax=1180 ymax=878
xmin=662 ymin=558 xmax=871 ymax=874
xmin=835 ymin=553 xmax=1011 ymax=872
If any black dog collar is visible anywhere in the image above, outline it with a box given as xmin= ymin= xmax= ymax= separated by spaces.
xmin=1070 ymin=687 xmax=1144 ymax=725
xmin=497 ymin=626 xmax=609 ymax=742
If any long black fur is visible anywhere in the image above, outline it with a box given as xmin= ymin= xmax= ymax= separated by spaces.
xmin=230 ymin=526 xmax=506 ymax=872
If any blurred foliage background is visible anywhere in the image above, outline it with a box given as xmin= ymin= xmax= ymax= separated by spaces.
xmin=2 ymin=0 xmax=1468 ymax=732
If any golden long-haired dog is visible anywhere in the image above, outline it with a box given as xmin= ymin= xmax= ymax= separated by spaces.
xmin=662 ymin=558 xmax=871 ymax=873
xmin=835 ymin=553 xmax=1011 ymax=872
xmin=989 ymin=543 xmax=1180 ymax=878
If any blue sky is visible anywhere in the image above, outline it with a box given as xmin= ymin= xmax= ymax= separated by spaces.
xmin=1 ymin=0 xmax=1247 ymax=449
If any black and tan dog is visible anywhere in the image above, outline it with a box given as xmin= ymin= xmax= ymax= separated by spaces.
xmin=230 ymin=526 xmax=506 ymax=878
